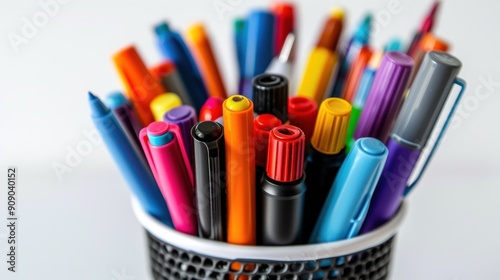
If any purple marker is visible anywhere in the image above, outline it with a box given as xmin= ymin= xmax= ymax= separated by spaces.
xmin=354 ymin=52 xmax=413 ymax=143
xmin=360 ymin=51 xmax=466 ymax=233
xmin=163 ymin=105 xmax=197 ymax=166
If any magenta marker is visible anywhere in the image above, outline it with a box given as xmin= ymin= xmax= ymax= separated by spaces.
xmin=140 ymin=121 xmax=197 ymax=235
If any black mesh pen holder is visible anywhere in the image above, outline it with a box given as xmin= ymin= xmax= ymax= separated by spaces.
xmin=132 ymin=198 xmax=407 ymax=280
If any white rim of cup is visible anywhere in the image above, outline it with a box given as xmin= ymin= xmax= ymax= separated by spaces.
xmin=132 ymin=197 xmax=407 ymax=261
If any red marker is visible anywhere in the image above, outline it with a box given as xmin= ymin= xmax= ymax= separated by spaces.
xmin=199 ymin=97 xmax=224 ymax=121
xmin=254 ymin=114 xmax=283 ymax=182
xmin=259 ymin=125 xmax=306 ymax=245
xmin=272 ymin=3 xmax=296 ymax=58
xmin=288 ymin=96 xmax=318 ymax=143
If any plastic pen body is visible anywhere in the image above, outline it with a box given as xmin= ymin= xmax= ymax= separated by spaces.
xmin=260 ymin=125 xmax=306 ymax=245
xmin=89 ymin=93 xmax=172 ymax=226
xmin=155 ymin=23 xmax=209 ymax=112
xmin=361 ymin=51 xmax=463 ymax=233
xmin=303 ymin=98 xmax=351 ymax=238
xmin=310 ymin=138 xmax=388 ymax=244
xmin=223 ymin=95 xmax=256 ymax=246
xmin=187 ymin=24 xmax=227 ymax=100
xmin=192 ymin=121 xmax=226 ymax=241
xmin=112 ymin=46 xmax=164 ymax=126
xmin=360 ymin=139 xmax=419 ymax=233
xmin=242 ymin=11 xmax=275 ymax=99
xmin=140 ymin=122 xmax=196 ymax=235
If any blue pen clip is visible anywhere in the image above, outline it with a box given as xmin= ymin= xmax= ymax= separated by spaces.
xmin=404 ymin=78 xmax=467 ymax=196
xmin=346 ymin=193 xmax=372 ymax=239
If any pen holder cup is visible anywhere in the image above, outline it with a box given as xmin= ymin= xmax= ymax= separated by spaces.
xmin=132 ymin=198 xmax=407 ymax=280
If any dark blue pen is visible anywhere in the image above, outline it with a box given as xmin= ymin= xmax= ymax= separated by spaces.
xmin=155 ymin=22 xmax=209 ymax=112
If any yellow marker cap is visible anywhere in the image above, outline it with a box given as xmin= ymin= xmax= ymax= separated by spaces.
xmin=311 ymin=98 xmax=351 ymax=154
xmin=150 ymin=93 xmax=182 ymax=121
xmin=224 ymin=95 xmax=251 ymax=112
xmin=331 ymin=7 xmax=345 ymax=20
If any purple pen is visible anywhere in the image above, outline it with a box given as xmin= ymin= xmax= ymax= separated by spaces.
xmin=354 ymin=51 xmax=413 ymax=143
xmin=163 ymin=105 xmax=197 ymax=165
xmin=360 ymin=51 xmax=466 ymax=233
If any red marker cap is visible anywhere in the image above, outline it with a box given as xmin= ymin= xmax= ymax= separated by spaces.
xmin=266 ymin=125 xmax=305 ymax=182
xmin=200 ymin=97 xmax=224 ymax=121
xmin=254 ymin=114 xmax=282 ymax=167
xmin=288 ymin=96 xmax=318 ymax=143
xmin=272 ymin=3 xmax=295 ymax=57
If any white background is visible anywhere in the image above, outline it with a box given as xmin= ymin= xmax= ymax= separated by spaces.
xmin=1 ymin=0 xmax=500 ymax=279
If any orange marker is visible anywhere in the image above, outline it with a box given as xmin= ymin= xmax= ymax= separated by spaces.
xmin=113 ymin=46 xmax=164 ymax=126
xmin=186 ymin=23 xmax=227 ymax=100
xmin=222 ymin=95 xmax=256 ymax=246
xmin=409 ymin=33 xmax=449 ymax=85
xmin=342 ymin=46 xmax=373 ymax=102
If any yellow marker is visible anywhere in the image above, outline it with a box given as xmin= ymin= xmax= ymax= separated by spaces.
xmin=297 ymin=48 xmax=339 ymax=106
xmin=311 ymin=98 xmax=351 ymax=154
xmin=331 ymin=7 xmax=345 ymax=20
xmin=149 ymin=93 xmax=182 ymax=121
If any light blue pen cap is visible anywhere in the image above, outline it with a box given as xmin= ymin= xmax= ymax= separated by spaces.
xmin=105 ymin=92 xmax=128 ymax=109
xmin=309 ymin=137 xmax=388 ymax=243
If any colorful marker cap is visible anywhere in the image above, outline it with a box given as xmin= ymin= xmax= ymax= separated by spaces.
xmin=150 ymin=60 xmax=175 ymax=77
xmin=266 ymin=125 xmax=306 ymax=182
xmin=311 ymin=98 xmax=351 ymax=155
xmin=163 ymin=105 xmax=197 ymax=158
xmin=200 ymin=97 xmax=224 ymax=122
xmin=254 ymin=114 xmax=283 ymax=167
xmin=392 ymin=51 xmax=462 ymax=148
xmin=272 ymin=3 xmax=295 ymax=56
xmin=150 ymin=93 xmax=182 ymax=121
xmin=224 ymin=95 xmax=252 ymax=112
xmin=147 ymin=121 xmax=174 ymax=146
xmin=192 ymin=121 xmax=223 ymax=142
xmin=252 ymin=73 xmax=289 ymax=123
xmin=105 ymin=92 xmax=128 ymax=109
xmin=316 ymin=7 xmax=344 ymax=52
xmin=288 ymin=96 xmax=318 ymax=143
xmin=354 ymin=14 xmax=371 ymax=45
xmin=420 ymin=33 xmax=449 ymax=52
xmin=354 ymin=52 xmax=414 ymax=142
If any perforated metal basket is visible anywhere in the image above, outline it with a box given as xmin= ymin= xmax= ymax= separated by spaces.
xmin=132 ymin=198 xmax=407 ymax=280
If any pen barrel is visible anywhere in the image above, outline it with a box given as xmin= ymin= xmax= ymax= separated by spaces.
xmin=92 ymin=114 xmax=172 ymax=225
xmin=192 ymin=124 xmax=226 ymax=241
xmin=303 ymin=147 xmax=346 ymax=238
xmin=361 ymin=138 xmax=420 ymax=233
xmin=260 ymin=176 xmax=306 ymax=245
xmin=223 ymin=96 xmax=256 ymax=245
xmin=149 ymin=138 xmax=197 ymax=235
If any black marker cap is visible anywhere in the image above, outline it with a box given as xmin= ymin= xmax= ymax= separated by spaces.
xmin=252 ymin=74 xmax=289 ymax=123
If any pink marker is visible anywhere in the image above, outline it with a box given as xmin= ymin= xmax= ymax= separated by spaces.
xmin=140 ymin=121 xmax=197 ymax=235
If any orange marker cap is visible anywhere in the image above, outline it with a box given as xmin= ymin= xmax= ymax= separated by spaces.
xmin=311 ymin=98 xmax=351 ymax=154
xmin=112 ymin=46 xmax=165 ymax=126
xmin=342 ymin=46 xmax=373 ymax=102
xmin=420 ymin=33 xmax=449 ymax=52
xmin=186 ymin=23 xmax=227 ymax=100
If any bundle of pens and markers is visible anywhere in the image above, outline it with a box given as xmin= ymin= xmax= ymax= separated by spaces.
xmin=90 ymin=1 xmax=465 ymax=246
